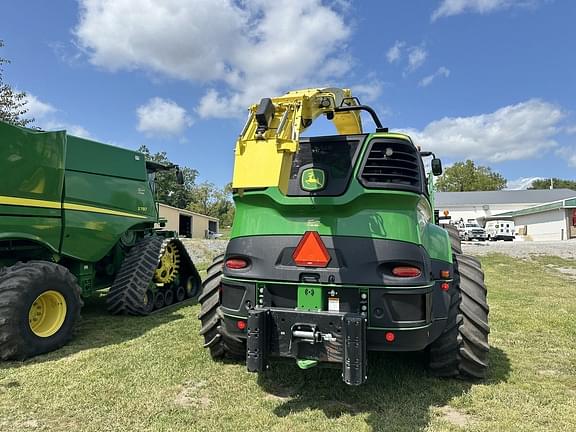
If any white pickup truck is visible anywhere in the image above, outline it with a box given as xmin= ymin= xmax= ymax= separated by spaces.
xmin=458 ymin=222 xmax=488 ymax=241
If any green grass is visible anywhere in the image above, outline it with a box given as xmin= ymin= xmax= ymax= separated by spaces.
xmin=1 ymin=255 xmax=575 ymax=432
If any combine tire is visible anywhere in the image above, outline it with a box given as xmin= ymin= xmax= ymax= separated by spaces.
xmin=0 ymin=261 xmax=82 ymax=360
xmin=442 ymin=224 xmax=462 ymax=255
xmin=107 ymin=236 xmax=202 ymax=315
xmin=428 ymin=253 xmax=489 ymax=379
xmin=198 ymin=256 xmax=245 ymax=359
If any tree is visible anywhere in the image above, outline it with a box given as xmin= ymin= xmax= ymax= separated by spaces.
xmin=0 ymin=40 xmax=33 ymax=126
xmin=138 ymin=145 xmax=198 ymax=208
xmin=529 ymin=178 xmax=576 ymax=191
xmin=435 ymin=160 xmax=507 ymax=192
xmin=189 ymin=181 xmax=235 ymax=227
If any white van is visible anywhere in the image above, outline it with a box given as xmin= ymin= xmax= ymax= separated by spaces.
xmin=485 ymin=220 xmax=515 ymax=241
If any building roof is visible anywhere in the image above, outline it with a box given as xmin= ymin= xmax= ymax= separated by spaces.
xmin=496 ymin=196 xmax=576 ymax=218
xmin=435 ymin=189 xmax=576 ymax=206
xmin=158 ymin=203 xmax=219 ymax=221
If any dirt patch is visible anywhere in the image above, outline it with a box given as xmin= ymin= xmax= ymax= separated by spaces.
xmin=538 ymin=369 xmax=562 ymax=377
xmin=174 ymin=380 xmax=211 ymax=409
xmin=0 ymin=419 xmax=40 ymax=430
xmin=439 ymin=405 xmax=474 ymax=427
xmin=264 ymin=382 xmax=301 ymax=401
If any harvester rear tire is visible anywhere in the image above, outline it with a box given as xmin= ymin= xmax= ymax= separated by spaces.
xmin=198 ymin=256 xmax=245 ymax=360
xmin=0 ymin=261 xmax=82 ymax=360
xmin=442 ymin=224 xmax=463 ymax=255
xmin=428 ymin=253 xmax=489 ymax=379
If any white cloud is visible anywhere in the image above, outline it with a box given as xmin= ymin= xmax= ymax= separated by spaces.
xmin=23 ymin=93 xmax=91 ymax=138
xmin=505 ymin=176 xmax=543 ymax=190
xmin=419 ymin=66 xmax=451 ymax=87
xmin=565 ymin=125 xmax=576 ymax=134
xmin=556 ymin=147 xmax=576 ymax=168
xmin=136 ymin=97 xmax=192 ymax=136
xmin=402 ymin=99 xmax=564 ymax=162
xmin=25 ymin=94 xmax=57 ymax=119
xmin=432 ymin=0 xmax=538 ymax=21
xmin=75 ymin=0 xmax=352 ymax=118
xmin=352 ymin=80 xmax=384 ymax=103
xmin=407 ymin=46 xmax=428 ymax=72
xmin=386 ymin=41 xmax=405 ymax=63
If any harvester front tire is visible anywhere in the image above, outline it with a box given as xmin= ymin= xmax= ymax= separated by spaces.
xmin=428 ymin=253 xmax=489 ymax=379
xmin=0 ymin=261 xmax=82 ymax=360
xmin=442 ymin=224 xmax=462 ymax=255
xmin=198 ymin=256 xmax=245 ymax=360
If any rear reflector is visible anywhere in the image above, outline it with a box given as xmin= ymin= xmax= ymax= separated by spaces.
xmin=385 ymin=332 xmax=395 ymax=342
xmin=392 ymin=266 xmax=421 ymax=278
xmin=292 ymin=231 xmax=331 ymax=267
xmin=225 ymin=258 xmax=248 ymax=269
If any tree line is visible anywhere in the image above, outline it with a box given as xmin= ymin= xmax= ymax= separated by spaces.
xmin=435 ymin=160 xmax=576 ymax=192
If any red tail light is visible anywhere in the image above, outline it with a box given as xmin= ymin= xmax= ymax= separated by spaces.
xmin=225 ymin=258 xmax=248 ymax=269
xmin=236 ymin=320 xmax=247 ymax=330
xmin=292 ymin=231 xmax=331 ymax=267
xmin=392 ymin=266 xmax=421 ymax=278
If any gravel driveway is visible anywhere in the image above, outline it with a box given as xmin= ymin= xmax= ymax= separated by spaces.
xmin=462 ymin=239 xmax=576 ymax=259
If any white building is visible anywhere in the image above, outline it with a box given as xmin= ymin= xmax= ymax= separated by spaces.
xmin=435 ymin=189 xmax=576 ymax=224
xmin=435 ymin=189 xmax=576 ymax=241
xmin=496 ymin=197 xmax=576 ymax=241
xmin=157 ymin=203 xmax=219 ymax=239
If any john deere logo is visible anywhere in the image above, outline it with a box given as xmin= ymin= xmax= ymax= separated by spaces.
xmin=301 ymin=168 xmax=326 ymax=191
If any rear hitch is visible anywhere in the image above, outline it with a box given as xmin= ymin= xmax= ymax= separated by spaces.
xmin=245 ymin=308 xmax=367 ymax=385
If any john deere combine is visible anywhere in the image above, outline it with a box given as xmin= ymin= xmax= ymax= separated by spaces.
xmin=199 ymin=88 xmax=489 ymax=385
xmin=0 ymin=120 xmax=201 ymax=360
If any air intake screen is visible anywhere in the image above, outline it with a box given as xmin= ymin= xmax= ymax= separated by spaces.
xmin=359 ymin=139 xmax=423 ymax=192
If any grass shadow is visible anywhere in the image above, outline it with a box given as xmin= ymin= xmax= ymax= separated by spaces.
xmin=258 ymin=347 xmax=510 ymax=431
xmin=0 ymin=293 xmax=192 ymax=370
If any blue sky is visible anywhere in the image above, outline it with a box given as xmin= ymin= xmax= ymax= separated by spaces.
xmin=2 ymin=0 xmax=575 ymax=189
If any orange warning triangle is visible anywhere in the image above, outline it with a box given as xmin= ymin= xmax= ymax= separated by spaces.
xmin=292 ymin=231 xmax=331 ymax=267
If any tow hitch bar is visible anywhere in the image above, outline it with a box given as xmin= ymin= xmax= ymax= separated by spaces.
xmin=246 ymin=308 xmax=367 ymax=385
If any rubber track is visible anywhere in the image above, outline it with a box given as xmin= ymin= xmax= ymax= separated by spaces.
xmin=428 ymin=253 xmax=490 ymax=379
xmin=107 ymin=236 xmax=163 ymax=315
xmin=198 ymin=256 xmax=245 ymax=359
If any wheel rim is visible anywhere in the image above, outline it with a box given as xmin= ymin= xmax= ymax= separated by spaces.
xmin=154 ymin=243 xmax=180 ymax=284
xmin=28 ymin=290 xmax=67 ymax=338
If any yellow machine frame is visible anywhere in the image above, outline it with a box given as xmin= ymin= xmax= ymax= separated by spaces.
xmin=232 ymin=88 xmax=364 ymax=194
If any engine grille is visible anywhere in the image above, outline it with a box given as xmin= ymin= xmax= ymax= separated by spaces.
xmin=358 ymin=140 xmax=422 ymax=192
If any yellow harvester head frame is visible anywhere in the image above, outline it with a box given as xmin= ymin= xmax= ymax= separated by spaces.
xmin=232 ymin=88 xmax=364 ymax=194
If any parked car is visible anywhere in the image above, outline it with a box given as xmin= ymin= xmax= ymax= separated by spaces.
xmin=485 ymin=220 xmax=515 ymax=241
xmin=458 ymin=222 xmax=488 ymax=241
